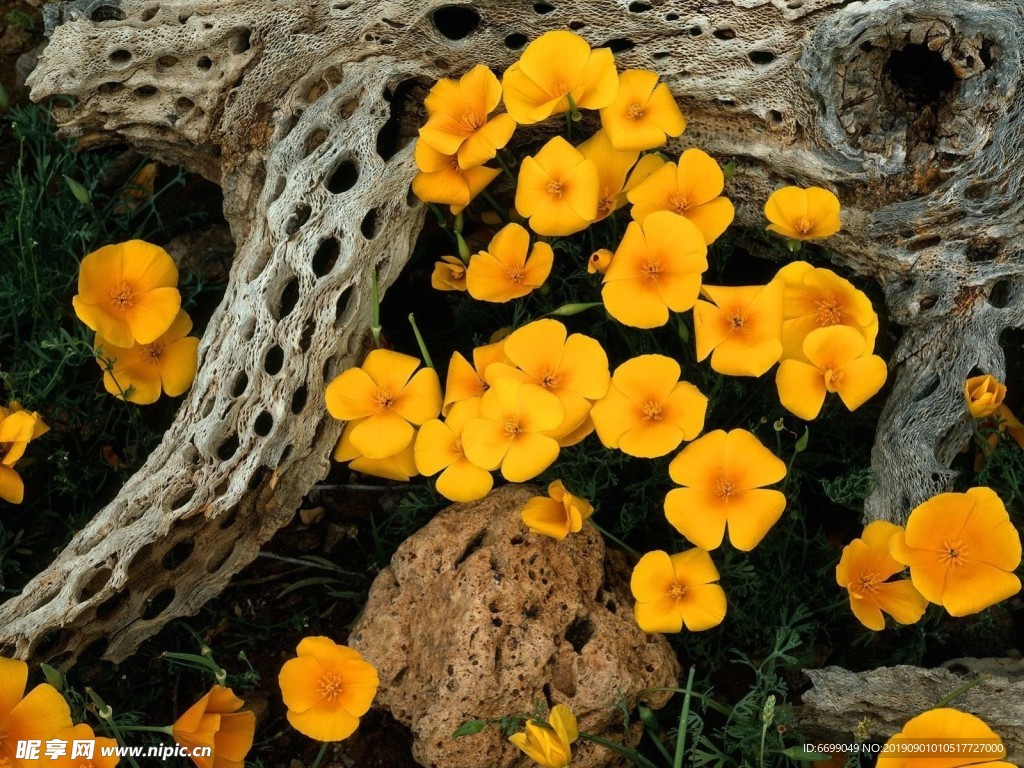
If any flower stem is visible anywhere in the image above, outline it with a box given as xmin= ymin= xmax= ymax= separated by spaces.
xmin=370 ymin=269 xmax=382 ymax=348
xmin=408 ymin=313 xmax=434 ymax=369
xmin=933 ymin=674 xmax=986 ymax=708
xmin=480 ymin=190 xmax=510 ymax=223
xmin=578 ymin=732 xmax=660 ymax=768
xmin=309 ymin=742 xmax=330 ymax=768
xmin=86 ymin=688 xmax=144 ymax=768
xmin=495 ymin=151 xmax=517 ymax=185
xmin=674 ymin=667 xmax=695 ymax=768
xmin=589 ymin=521 xmax=640 ymax=558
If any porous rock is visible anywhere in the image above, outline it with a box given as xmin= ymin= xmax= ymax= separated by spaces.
xmin=349 ymin=484 xmax=680 ymax=768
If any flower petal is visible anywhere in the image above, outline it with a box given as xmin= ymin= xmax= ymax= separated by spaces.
xmin=349 ymin=409 xmax=415 ymax=459
xmin=678 ymin=583 xmax=727 ymax=631
xmin=776 ymin=360 xmax=827 ymax=420
xmin=501 ymin=432 xmax=560 ymax=481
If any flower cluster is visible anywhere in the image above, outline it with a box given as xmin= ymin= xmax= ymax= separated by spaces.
xmin=878 ymin=708 xmax=1013 ymax=768
xmin=0 ymin=403 xmax=47 ymax=505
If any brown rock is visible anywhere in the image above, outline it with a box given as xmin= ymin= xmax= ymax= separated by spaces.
xmin=349 ymin=484 xmax=680 ymax=768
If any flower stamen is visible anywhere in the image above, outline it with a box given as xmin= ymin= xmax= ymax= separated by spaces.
xmin=626 ymin=103 xmax=645 ymax=120
xmin=317 ymin=672 xmax=345 ymax=702
xmin=641 ymin=400 xmax=662 ymax=421
xmin=109 ymin=282 xmax=135 ymax=311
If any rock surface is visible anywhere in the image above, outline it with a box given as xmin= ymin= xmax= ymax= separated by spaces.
xmin=350 ymin=484 xmax=680 ymax=768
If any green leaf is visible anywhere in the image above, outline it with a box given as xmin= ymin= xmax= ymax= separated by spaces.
xmin=721 ymin=160 xmax=736 ymax=180
xmin=676 ymin=314 xmax=690 ymax=344
xmin=794 ymin=427 xmax=810 ymax=453
xmin=452 ymin=719 xmax=487 ymax=738
xmin=63 ymin=174 xmax=92 ymax=204
xmin=40 ymin=663 xmax=65 ymax=692
xmin=547 ymin=302 xmax=602 ymax=317
xmin=636 ymin=704 xmax=660 ymax=733
xmin=779 ymin=745 xmax=832 ymax=761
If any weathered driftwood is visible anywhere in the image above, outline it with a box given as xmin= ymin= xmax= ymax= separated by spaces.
xmin=2 ymin=0 xmax=1022 ymax=663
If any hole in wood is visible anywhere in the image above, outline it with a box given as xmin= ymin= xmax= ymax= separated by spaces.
xmin=883 ymin=43 xmax=957 ymax=108
xmin=432 ymin=6 xmax=480 ymax=40
xmin=327 ymin=159 xmax=359 ymax=194
xmin=312 ymin=237 xmax=340 ymax=276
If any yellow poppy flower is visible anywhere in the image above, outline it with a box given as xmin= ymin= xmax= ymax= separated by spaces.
xmin=588 ymin=248 xmax=614 ymax=274
xmin=964 ymin=374 xmax=1006 ymax=419
xmin=591 ymin=354 xmax=707 ymax=458
xmin=764 ymin=186 xmax=841 ymax=240
xmin=442 ymin=341 xmax=507 ymax=415
xmin=51 ymin=724 xmax=119 ymax=768
xmin=0 ymin=657 xmax=73 ymax=765
xmin=877 ymin=708 xmax=1013 ymax=768
xmin=578 ymin=130 xmax=665 ymax=221
xmin=278 ymin=637 xmax=379 ymax=742
xmin=775 ymin=326 xmax=887 ymax=420
xmin=502 ymin=30 xmax=618 ymax=124
xmin=602 ymin=211 xmax=708 ymax=328
xmin=95 ymin=309 xmax=199 ymax=404
xmin=432 ymin=256 xmax=468 ymax=292
xmin=889 ymin=487 xmax=1022 ymax=617
xmin=515 ymin=137 xmax=599 ymax=236
xmin=508 ymin=704 xmax=578 ymax=768
xmin=461 ymin=377 xmax=563 ymax=482
xmin=664 ymin=429 xmax=787 ymax=551
xmin=599 ymin=69 xmax=686 ymax=151
xmin=419 ymin=64 xmax=516 ymax=169
xmin=694 ymin=281 xmax=785 ymax=377
xmin=72 ymin=240 xmax=182 ymax=348
xmin=627 ymin=149 xmax=735 ymax=244
xmin=630 ymin=548 xmax=727 ymax=632
xmin=325 ymin=349 xmax=442 ymax=459
xmin=775 ymin=261 xmax=879 ymax=360
xmin=332 ymin=419 xmax=418 ymax=481
xmin=835 ymin=521 xmax=927 ymax=632
xmin=521 ymin=480 xmax=593 ymax=539
xmin=484 ymin=319 xmax=609 ymax=440
xmin=411 ymin=139 xmax=500 ymax=215
xmin=415 ymin=399 xmax=493 ymax=502
xmin=0 ymin=410 xmax=41 ymax=504
xmin=1 ymin=401 xmax=49 ymax=440
xmin=466 ymin=223 xmax=554 ymax=302
xmin=171 ymin=685 xmax=255 ymax=768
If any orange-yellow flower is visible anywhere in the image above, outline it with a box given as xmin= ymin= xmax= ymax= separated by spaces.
xmin=0 ymin=409 xmax=43 ymax=504
xmin=171 ymin=685 xmax=254 ymax=768
xmin=588 ymin=248 xmax=613 ymax=274
xmin=694 ymin=281 xmax=785 ymax=377
xmin=599 ymin=69 xmax=686 ymax=151
xmin=95 ymin=309 xmax=199 ymax=404
xmin=964 ymin=374 xmax=1006 ymax=419
xmin=602 ymin=211 xmax=708 ymax=328
xmin=764 ymin=186 xmax=841 ymax=240
xmin=419 ymin=64 xmax=516 ymax=169
xmin=627 ymin=149 xmax=734 ymax=244
xmin=279 ymin=637 xmax=379 ymax=742
xmin=73 ymin=240 xmax=181 ymax=348
xmin=775 ymin=261 xmax=878 ymax=360
xmin=835 ymin=521 xmax=928 ymax=631
xmin=591 ymin=355 xmax=706 ymax=458
xmin=889 ymin=487 xmax=1022 ymax=617
xmin=502 ymin=31 xmax=618 ymax=124
xmin=578 ymin=130 xmax=665 ymax=221
xmin=0 ymin=657 xmax=73 ymax=765
xmin=442 ymin=341 xmax=507 ymax=415
xmin=333 ymin=420 xmax=418 ymax=481
xmin=432 ymin=256 xmax=468 ymax=292
xmin=775 ymin=326 xmax=887 ymax=420
xmin=466 ymin=223 xmax=554 ymax=302
xmin=630 ymin=549 xmax=726 ymax=632
xmin=664 ymin=429 xmax=787 ymax=551
xmin=325 ymin=349 xmax=442 ymax=459
xmin=51 ymin=724 xmax=119 ymax=768
xmin=461 ymin=378 xmax=563 ymax=482
xmin=521 ymin=480 xmax=593 ymax=539
xmin=876 ymin=708 xmax=1013 ymax=768
xmin=515 ymin=137 xmax=599 ymax=236
xmin=484 ymin=319 xmax=609 ymax=441
xmin=415 ymin=399 xmax=493 ymax=502
xmin=411 ymin=139 xmax=500 ymax=215
xmin=508 ymin=704 xmax=578 ymax=768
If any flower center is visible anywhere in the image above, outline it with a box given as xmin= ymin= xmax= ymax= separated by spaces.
xmin=730 ymin=313 xmax=745 ymax=330
xmin=823 ymin=368 xmax=844 ymax=392
xmin=643 ymin=261 xmax=661 ymax=280
xmin=506 ymin=266 xmax=525 ymax=284
xmin=667 ymin=582 xmax=688 ymax=600
xmin=795 ymin=217 xmax=813 ymax=234
xmin=626 ymin=103 xmax=645 ymax=120
xmin=714 ymin=475 xmax=735 ymax=500
xmin=547 ymin=179 xmax=564 ymax=198
xmin=669 ymin=193 xmax=690 ymax=213
xmin=815 ymin=297 xmax=843 ymax=326
xmin=448 ymin=264 xmax=466 ymax=280
xmin=541 ymin=371 xmax=561 ymax=389
xmin=374 ymin=387 xmax=395 ymax=409
xmin=453 ymin=437 xmax=464 ymax=455
xmin=854 ymin=573 xmax=879 ymax=594
xmin=940 ymin=538 xmax=967 ymax=567
xmin=449 ymin=156 xmax=462 ymax=172
xmin=554 ymin=81 xmax=570 ymax=96
xmin=641 ymin=400 xmax=662 ymax=420
xmin=317 ymin=672 xmax=345 ymax=701
xmin=504 ymin=419 xmax=521 ymax=436
xmin=144 ymin=342 xmax=164 ymax=366
xmin=459 ymin=109 xmax=484 ymax=132
xmin=109 ymin=281 xmax=135 ymax=311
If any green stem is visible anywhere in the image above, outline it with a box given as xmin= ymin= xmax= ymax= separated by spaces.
xmin=480 ymin=190 xmax=509 ymax=222
xmin=590 ymin=521 xmax=640 ymax=558
xmin=579 ymin=732 xmax=661 ymax=768
xmin=933 ymin=674 xmax=986 ymax=708
xmin=112 ymin=725 xmax=174 ymax=734
xmin=370 ymin=269 xmax=382 ymax=348
xmin=310 ymin=741 xmax=330 ymax=768
xmin=495 ymin=151 xmax=517 ymax=185
xmin=674 ymin=667 xmax=695 ymax=768
xmin=86 ymin=688 xmax=143 ymax=768
xmin=408 ymin=313 xmax=434 ymax=369
xmin=636 ymin=688 xmax=733 ymax=717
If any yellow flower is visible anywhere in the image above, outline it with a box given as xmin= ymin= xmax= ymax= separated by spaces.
xmin=461 ymin=377 xmax=563 ymax=482
xmin=279 ymin=637 xmax=379 ymax=742
xmin=602 ymin=211 xmax=708 ymax=328
xmin=764 ymin=186 xmax=841 ymax=240
xmin=419 ymin=64 xmax=516 ymax=169
xmin=578 ymin=129 xmax=665 ymax=221
xmin=415 ymin=399 xmax=493 ymax=502
xmin=325 ymin=349 xmax=442 ymax=459
xmin=171 ymin=685 xmax=255 ymax=768
xmin=466 ymin=223 xmax=554 ymax=302
xmin=877 ymin=708 xmax=1013 ymax=768
xmin=502 ymin=31 xmax=618 ymax=124
xmin=694 ymin=282 xmax=785 ymax=377
xmin=630 ymin=549 xmax=726 ymax=632
xmin=411 ymin=139 xmax=500 ymax=214
xmin=835 ymin=521 xmax=928 ymax=632
xmin=587 ymin=248 xmax=613 ymax=274
xmin=0 ymin=657 xmax=73 ymax=765
xmin=775 ymin=326 xmax=887 ymax=420
xmin=442 ymin=341 xmax=507 ymax=415
xmin=0 ymin=409 xmax=43 ymax=505
xmin=965 ymin=374 xmax=1006 ymax=419
xmin=333 ymin=420 xmax=418 ymax=481
xmin=72 ymin=240 xmax=182 ymax=348
xmin=521 ymin=480 xmax=593 ymax=539
xmin=432 ymin=256 xmax=468 ymax=292
xmin=627 ymin=149 xmax=734 ymax=244
xmin=508 ymin=704 xmax=578 ymax=768
xmin=484 ymin=319 xmax=609 ymax=441
xmin=95 ymin=309 xmax=199 ymax=404
xmin=515 ymin=137 xmax=599 ymax=236
xmin=664 ymin=429 xmax=787 ymax=551
xmin=775 ymin=261 xmax=878 ymax=361
xmin=591 ymin=354 xmax=706 ymax=458
xmin=51 ymin=724 xmax=119 ymax=768
xmin=889 ymin=487 xmax=1022 ymax=617
xmin=599 ymin=69 xmax=686 ymax=151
